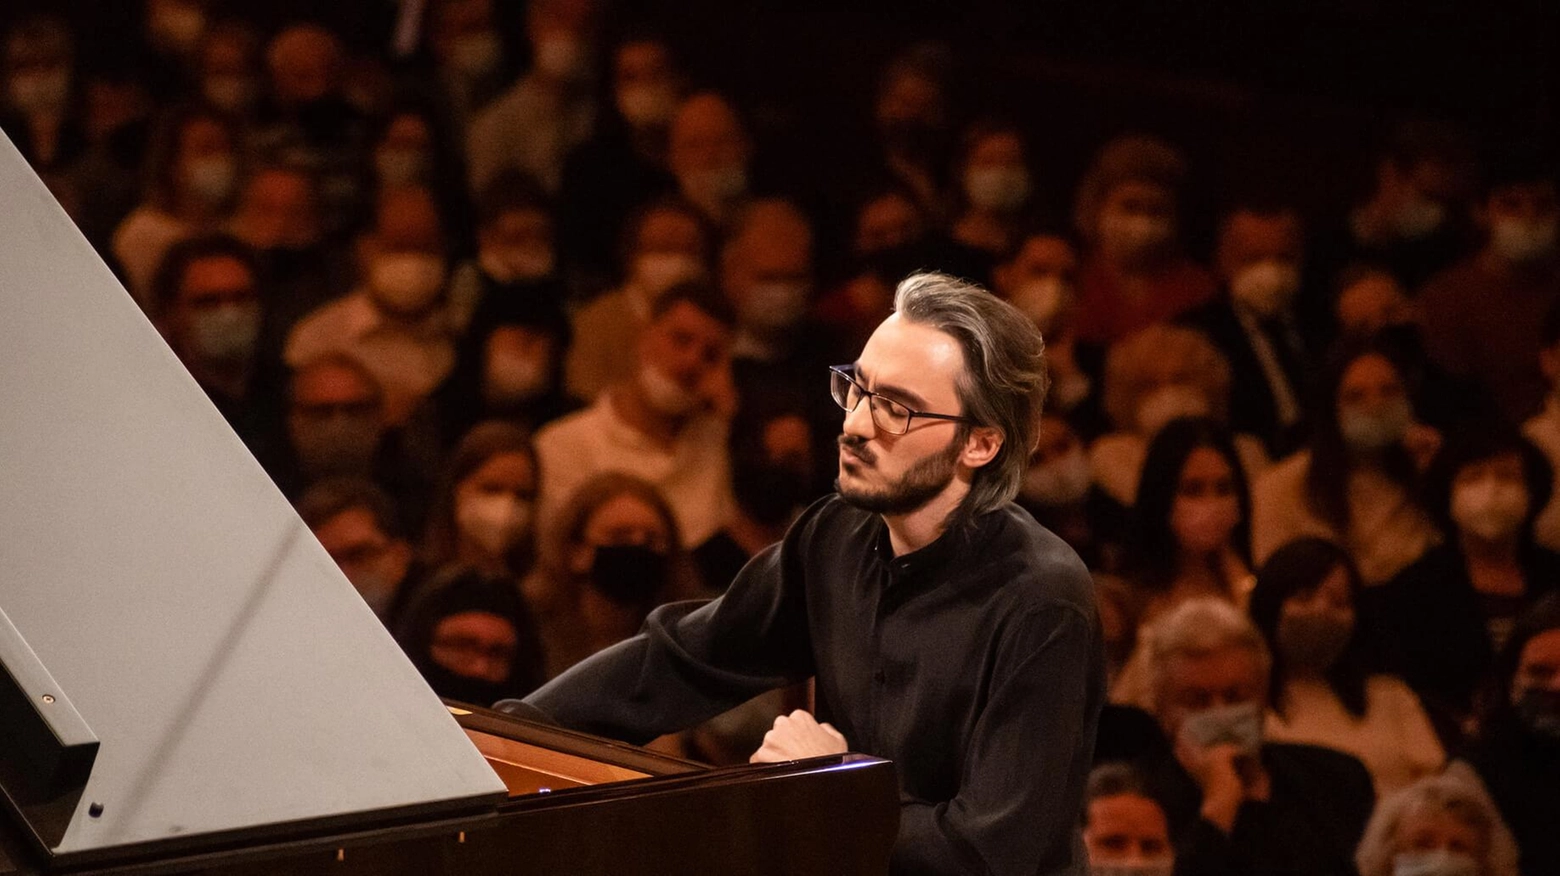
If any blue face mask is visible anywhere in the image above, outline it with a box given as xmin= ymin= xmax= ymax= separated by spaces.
xmin=1392 ymin=849 xmax=1479 ymax=876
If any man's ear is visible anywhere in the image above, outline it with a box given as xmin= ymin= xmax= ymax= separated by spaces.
xmin=959 ymin=426 xmax=1003 ymax=470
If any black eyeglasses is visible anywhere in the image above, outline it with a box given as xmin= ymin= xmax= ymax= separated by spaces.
xmin=829 ymin=365 xmax=972 ymax=435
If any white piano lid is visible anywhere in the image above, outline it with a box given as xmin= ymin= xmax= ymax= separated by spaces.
xmin=0 ymin=132 xmax=505 ymax=861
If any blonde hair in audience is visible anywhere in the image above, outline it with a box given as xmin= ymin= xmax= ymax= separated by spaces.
xmin=1354 ymin=767 xmax=1520 ymax=876
xmin=1145 ymin=597 xmax=1271 ymax=710
xmin=1102 ymin=324 xmax=1232 ymax=432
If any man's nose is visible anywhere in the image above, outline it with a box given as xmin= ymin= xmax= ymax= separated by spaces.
xmin=842 ymin=396 xmax=876 ymax=438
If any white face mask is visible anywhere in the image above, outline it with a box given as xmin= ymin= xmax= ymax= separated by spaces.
xmin=1098 ymin=211 xmax=1174 ymax=263
xmin=1178 ymin=700 xmax=1263 ymax=755
xmin=1135 ymin=384 xmax=1210 ymax=436
xmin=1229 ymin=259 xmax=1301 ymax=320
xmin=1338 ymin=398 xmax=1413 ymax=453
xmin=964 ymin=166 xmax=1030 ymax=213
xmin=1021 ymin=448 xmax=1092 ymax=506
xmin=1010 ymin=276 xmax=1072 ymax=335
xmin=616 ymin=82 xmax=679 ymax=128
xmin=184 ymin=155 xmax=237 ymax=204
xmin=485 ymin=353 xmax=553 ymax=405
xmin=374 ymin=148 xmax=427 ymax=187
xmin=187 ymin=302 xmax=261 ymax=362
xmin=630 ymin=252 xmax=703 ymax=302
xmin=1451 ymin=474 xmax=1529 ymax=542
xmin=637 ymin=363 xmax=702 ymax=418
xmin=1391 ymin=849 xmax=1479 ymax=876
xmin=480 ymin=246 xmax=555 ymax=283
xmin=368 ymin=253 xmax=446 ymax=314
xmin=1394 ymin=197 xmax=1446 ymax=240
xmin=149 ymin=2 xmax=206 ymax=52
xmin=532 ymin=36 xmax=586 ymax=80
xmin=679 ymin=165 xmax=748 ymax=215
xmin=1091 ymin=861 xmax=1175 ymax=876
xmin=448 ymin=31 xmax=503 ymax=78
xmin=456 ymin=492 xmax=532 ymax=558
xmin=202 ymin=75 xmax=255 ymax=112
xmin=1172 ymin=493 xmax=1241 ymax=554
xmin=7 ymin=69 xmax=70 ymax=115
xmin=739 ymin=280 xmax=810 ymax=333
xmin=1490 ymin=216 xmax=1559 ymax=264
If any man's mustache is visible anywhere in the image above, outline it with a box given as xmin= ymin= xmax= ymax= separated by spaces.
xmin=838 ymin=434 xmax=876 ymax=465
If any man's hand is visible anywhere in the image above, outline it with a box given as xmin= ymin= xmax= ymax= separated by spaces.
xmin=749 ymin=710 xmax=848 ymax=763
xmin=1176 ymin=738 xmax=1270 ymax=834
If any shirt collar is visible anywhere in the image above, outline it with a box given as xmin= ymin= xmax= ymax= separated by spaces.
xmin=873 ymin=506 xmax=987 ymax=588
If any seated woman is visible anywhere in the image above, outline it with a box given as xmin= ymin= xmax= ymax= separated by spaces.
xmin=1249 ymin=537 xmax=1444 ymax=796
xmin=525 ymin=472 xmax=699 ymax=679
xmin=1251 ymin=340 xmax=1440 ymax=586
xmin=393 ymin=566 xmax=547 ymax=707
xmin=421 ymin=422 xmax=539 ymax=580
xmin=1471 ymin=595 xmax=1560 ymax=876
xmin=1090 ymin=324 xmax=1270 ymax=510
xmin=1373 ymin=424 xmax=1559 ymax=734
xmin=1353 ymin=768 xmax=1520 ymax=876
xmin=1108 ymin=418 xmax=1255 ymax=705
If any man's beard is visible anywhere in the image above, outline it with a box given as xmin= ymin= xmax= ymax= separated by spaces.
xmin=835 ymin=432 xmax=963 ymax=515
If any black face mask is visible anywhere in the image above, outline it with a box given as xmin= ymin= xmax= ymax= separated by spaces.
xmin=1515 ymin=688 xmax=1560 ymax=741
xmin=419 ymin=660 xmax=516 ymax=709
xmin=589 ymin=544 xmax=669 ymax=608
xmin=733 ymin=461 xmax=812 ymax=527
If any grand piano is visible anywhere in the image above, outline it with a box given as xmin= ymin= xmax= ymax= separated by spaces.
xmin=0 ymin=133 xmax=898 ymax=874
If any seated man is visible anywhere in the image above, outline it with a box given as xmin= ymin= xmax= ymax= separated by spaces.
xmin=1139 ymin=598 xmax=1374 ymax=876
xmin=507 ymin=273 xmax=1103 ymax=874
xmin=297 ymin=477 xmax=423 ymax=624
xmin=533 ymin=281 xmax=738 ymax=550
xmin=1083 ymin=763 xmax=1176 ymax=876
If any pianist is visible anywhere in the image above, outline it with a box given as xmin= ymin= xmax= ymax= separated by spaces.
xmin=502 ymin=272 xmax=1104 ymax=875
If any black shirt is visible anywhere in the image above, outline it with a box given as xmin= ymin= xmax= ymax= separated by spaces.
xmin=512 ymin=495 xmax=1104 ymax=875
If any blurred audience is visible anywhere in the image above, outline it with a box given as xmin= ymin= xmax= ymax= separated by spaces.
xmin=1354 ymin=768 xmax=1520 ymax=876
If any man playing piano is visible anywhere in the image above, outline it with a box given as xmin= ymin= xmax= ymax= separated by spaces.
xmin=502 ymin=272 xmax=1104 ymax=874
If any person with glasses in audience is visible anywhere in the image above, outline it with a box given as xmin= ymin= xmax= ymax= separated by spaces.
xmin=503 ymin=272 xmax=1103 ymax=875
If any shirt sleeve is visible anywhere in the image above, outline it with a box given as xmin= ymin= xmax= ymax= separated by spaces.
xmin=511 ymin=508 xmax=820 ymax=744
xmin=892 ymin=600 xmax=1103 ymax=876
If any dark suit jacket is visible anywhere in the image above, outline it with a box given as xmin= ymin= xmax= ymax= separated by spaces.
xmin=1181 ymin=298 xmax=1311 ymax=457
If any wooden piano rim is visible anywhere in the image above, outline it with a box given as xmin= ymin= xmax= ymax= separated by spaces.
xmin=463 ymin=729 xmax=650 ymax=795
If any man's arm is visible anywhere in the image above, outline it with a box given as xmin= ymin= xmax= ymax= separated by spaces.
xmin=506 ymin=508 xmax=821 ymax=743
xmin=893 ymin=602 xmax=1103 ymax=876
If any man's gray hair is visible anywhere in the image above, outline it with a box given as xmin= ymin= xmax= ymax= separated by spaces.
xmin=1354 ymin=766 xmax=1520 ymax=876
xmin=1145 ymin=598 xmax=1271 ymax=710
xmin=892 ymin=272 xmax=1048 ymax=517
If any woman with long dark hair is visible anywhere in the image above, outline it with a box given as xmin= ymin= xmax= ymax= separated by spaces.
xmin=1251 ymin=339 xmax=1440 ymax=585
xmin=1248 ymin=537 xmax=1442 ymax=796
xmin=1119 ymin=416 xmax=1253 ymax=619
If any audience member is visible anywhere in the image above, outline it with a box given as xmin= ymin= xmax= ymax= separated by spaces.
xmin=1082 ymin=763 xmax=1176 ymax=876
xmin=1418 ymin=147 xmax=1560 ymax=424
xmin=1141 ymin=598 xmax=1375 ymax=876
xmin=195 ymin=21 xmax=263 ymax=120
xmin=526 ymin=472 xmax=695 ymax=678
xmin=421 ymin=421 xmax=539 ymax=580
xmin=991 ymin=230 xmax=1096 ymax=426
xmin=1249 ymin=538 xmax=1444 ymax=795
xmin=1091 ymin=325 xmax=1269 ymax=508
xmin=868 ymin=43 xmax=953 ymax=218
xmin=1471 ymin=595 xmax=1560 ymax=876
xmin=1071 ymin=135 xmax=1216 ymax=345
xmin=949 ymin=121 xmax=1033 ymax=255
xmin=113 ymin=105 xmax=242 ymax=305
xmin=533 ymin=281 xmax=737 ymax=549
xmin=1182 ymin=203 xmax=1313 ymax=456
xmin=1523 ymin=303 xmax=1560 ymax=550
xmin=435 ymin=284 xmax=575 ymax=442
xmin=555 ymin=35 xmax=684 ymax=279
xmin=392 ymin=566 xmax=547 ymax=705
xmin=0 ymin=16 xmax=83 ymax=180
xmin=151 ymin=233 xmax=286 ymax=458
xmin=466 ymin=0 xmax=600 ymax=194
xmin=1373 ymin=425 xmax=1559 ymax=731
xmin=1016 ymin=414 xmax=1120 ymax=572
xmin=1251 ymin=340 xmax=1440 ymax=584
xmin=565 ymin=198 xmax=709 ymax=400
xmin=298 ymin=477 xmax=423 ymax=624
xmin=285 ymin=185 xmax=458 ymax=423
xmin=1354 ymin=768 xmax=1520 ymax=876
